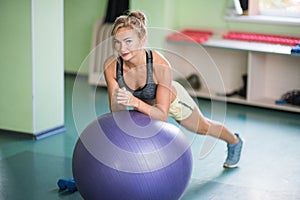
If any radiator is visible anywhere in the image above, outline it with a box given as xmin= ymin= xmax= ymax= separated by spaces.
xmin=88 ymin=18 xmax=114 ymax=86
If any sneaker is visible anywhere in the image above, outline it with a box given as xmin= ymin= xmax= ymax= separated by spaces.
xmin=223 ymin=133 xmax=244 ymax=168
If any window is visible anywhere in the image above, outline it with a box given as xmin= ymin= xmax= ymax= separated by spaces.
xmin=226 ymin=0 xmax=300 ymax=25
xmin=259 ymin=0 xmax=300 ymax=18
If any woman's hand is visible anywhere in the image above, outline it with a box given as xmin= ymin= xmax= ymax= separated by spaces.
xmin=114 ymin=87 xmax=139 ymax=108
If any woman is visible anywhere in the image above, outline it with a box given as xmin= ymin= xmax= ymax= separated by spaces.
xmin=104 ymin=11 xmax=243 ymax=168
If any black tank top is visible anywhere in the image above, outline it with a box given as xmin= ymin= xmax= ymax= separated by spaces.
xmin=116 ymin=50 xmax=157 ymax=104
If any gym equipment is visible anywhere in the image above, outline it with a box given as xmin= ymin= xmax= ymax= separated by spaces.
xmin=57 ymin=178 xmax=77 ymax=193
xmin=223 ymin=31 xmax=300 ymax=46
xmin=166 ymin=29 xmax=213 ymax=44
xmin=72 ymin=111 xmax=193 ymax=200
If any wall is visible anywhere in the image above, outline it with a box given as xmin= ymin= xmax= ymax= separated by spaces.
xmin=0 ymin=0 xmax=64 ymax=136
xmin=131 ymin=0 xmax=175 ymax=29
xmin=130 ymin=0 xmax=176 ymax=53
xmin=64 ymin=0 xmax=172 ymax=74
xmin=0 ymin=0 xmax=33 ymax=133
xmin=131 ymin=0 xmax=300 ymax=35
xmin=64 ymin=0 xmax=107 ymax=74
xmin=32 ymin=0 xmax=64 ymax=134
xmin=65 ymin=0 xmax=299 ymax=75
xmin=174 ymin=0 xmax=300 ymax=35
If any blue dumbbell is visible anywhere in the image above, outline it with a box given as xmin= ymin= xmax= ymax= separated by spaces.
xmin=66 ymin=178 xmax=77 ymax=192
xmin=57 ymin=178 xmax=69 ymax=190
xmin=57 ymin=178 xmax=77 ymax=192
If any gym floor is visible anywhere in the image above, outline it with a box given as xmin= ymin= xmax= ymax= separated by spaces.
xmin=1 ymin=75 xmax=300 ymax=200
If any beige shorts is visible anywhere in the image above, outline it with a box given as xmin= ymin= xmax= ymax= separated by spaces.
xmin=169 ymin=81 xmax=197 ymax=121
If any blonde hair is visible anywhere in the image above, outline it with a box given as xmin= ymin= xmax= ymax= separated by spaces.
xmin=111 ymin=11 xmax=147 ymax=39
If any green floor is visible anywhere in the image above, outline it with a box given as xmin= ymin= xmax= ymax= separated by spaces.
xmin=1 ymin=75 xmax=300 ymax=200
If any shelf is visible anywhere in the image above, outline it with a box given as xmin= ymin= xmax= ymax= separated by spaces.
xmin=166 ymin=33 xmax=300 ymax=113
xmin=224 ymin=14 xmax=300 ymax=26
xmin=205 ymin=36 xmax=293 ymax=55
xmin=186 ymin=88 xmax=247 ymax=104
xmin=188 ymin=89 xmax=300 ymax=113
xmin=248 ymin=98 xmax=300 ymax=113
xmin=168 ymin=36 xmax=293 ymax=55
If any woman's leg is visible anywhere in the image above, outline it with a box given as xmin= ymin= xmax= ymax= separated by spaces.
xmin=178 ymin=107 xmax=239 ymax=145
xmin=170 ymin=81 xmax=243 ymax=168
xmin=178 ymin=107 xmax=244 ymax=168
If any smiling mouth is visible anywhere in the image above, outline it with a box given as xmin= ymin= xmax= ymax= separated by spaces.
xmin=121 ymin=53 xmax=129 ymax=57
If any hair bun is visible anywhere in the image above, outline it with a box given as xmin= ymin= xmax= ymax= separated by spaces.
xmin=111 ymin=11 xmax=147 ymax=38
xmin=128 ymin=11 xmax=147 ymax=26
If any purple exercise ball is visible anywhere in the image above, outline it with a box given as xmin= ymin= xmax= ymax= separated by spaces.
xmin=72 ymin=110 xmax=192 ymax=200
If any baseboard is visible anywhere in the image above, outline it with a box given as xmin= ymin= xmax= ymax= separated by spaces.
xmin=34 ymin=126 xmax=66 ymax=140
xmin=0 ymin=125 xmax=66 ymax=140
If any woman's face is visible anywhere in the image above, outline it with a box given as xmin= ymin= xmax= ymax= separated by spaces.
xmin=113 ymin=27 xmax=144 ymax=61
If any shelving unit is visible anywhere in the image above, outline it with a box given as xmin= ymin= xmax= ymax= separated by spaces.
xmin=88 ymin=26 xmax=300 ymax=113
xmin=164 ymin=35 xmax=300 ymax=113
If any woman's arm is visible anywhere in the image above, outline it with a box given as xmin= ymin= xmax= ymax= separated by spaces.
xmin=115 ymin=51 xmax=173 ymax=122
xmin=149 ymin=50 xmax=173 ymax=121
xmin=104 ymin=52 xmax=174 ymax=122
xmin=103 ymin=56 xmax=127 ymax=112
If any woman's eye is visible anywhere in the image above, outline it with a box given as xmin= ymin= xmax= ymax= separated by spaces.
xmin=126 ymin=39 xmax=133 ymax=45
xmin=114 ymin=40 xmax=121 ymax=46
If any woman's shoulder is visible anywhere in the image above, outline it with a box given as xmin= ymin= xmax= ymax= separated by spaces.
xmin=104 ymin=55 xmax=118 ymax=72
xmin=104 ymin=55 xmax=117 ymax=66
xmin=150 ymin=49 xmax=170 ymax=67
xmin=150 ymin=49 xmax=172 ymax=82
